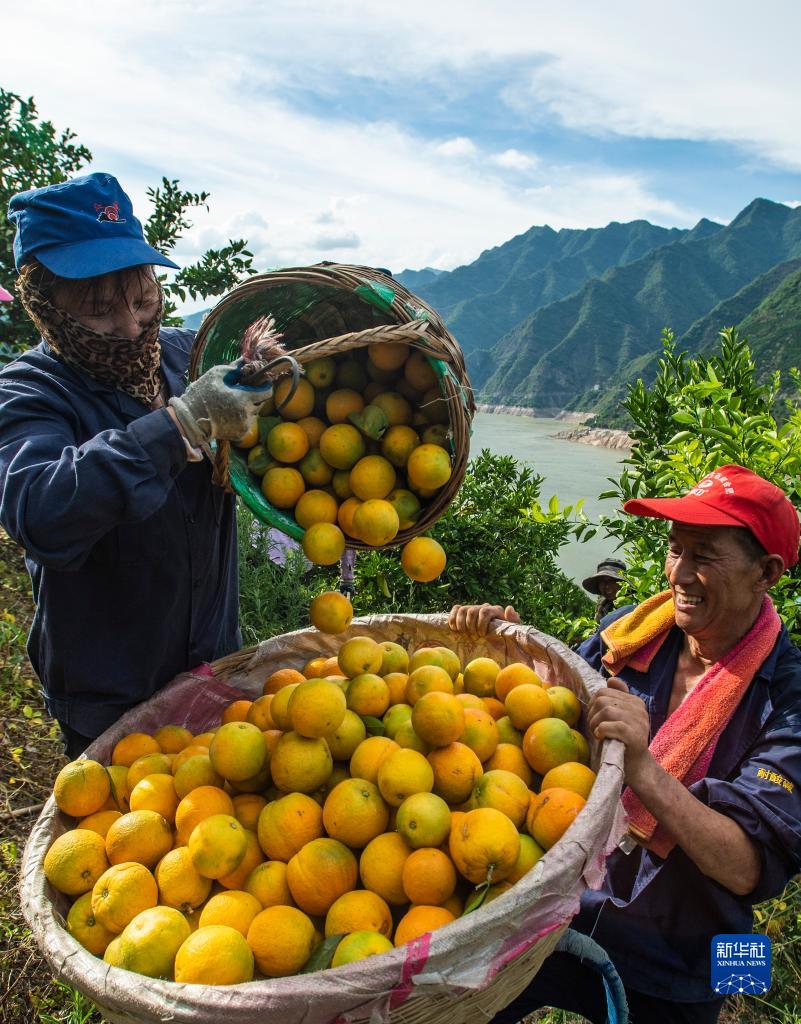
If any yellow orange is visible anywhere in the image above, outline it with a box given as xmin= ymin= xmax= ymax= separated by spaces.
xmin=449 ymin=807 xmax=521 ymax=883
xmin=247 ymin=905 xmax=318 ymax=977
xmin=274 ymin=376 xmax=315 ymax=420
xmin=377 ymin=748 xmax=434 ymax=807
xmin=384 ymin=672 xmax=410 ymax=707
xmin=245 ymin=695 xmax=276 ymax=732
xmin=174 ymin=924 xmax=255 ymax=985
xmin=371 ymin=391 xmax=412 ymax=427
xmin=304 ymin=357 xmax=337 ymax=389
xmin=337 ymin=496 xmax=362 ymax=538
xmin=129 ymin=774 xmax=179 ymax=825
xmin=402 ymin=848 xmax=457 ymax=906
xmin=394 ymin=721 xmax=429 ymax=754
xmin=459 ymin=708 xmax=499 ymax=763
xmin=288 ymin=678 xmax=347 ymax=738
xmin=332 ymin=468 xmax=355 ymax=499
xmin=155 ymin=846 xmax=212 ymax=912
xmin=322 ymin=778 xmax=389 ymax=849
xmin=427 ymin=742 xmax=484 ymax=804
xmin=170 ymin=745 xmax=208 ymax=776
xmin=261 ymin=466 xmax=305 ymax=508
xmin=104 ymin=906 xmax=190 ymax=978
xmin=267 ymin=422 xmax=310 ymax=464
xmin=349 ymin=455 xmax=396 ymax=501
xmin=44 ymin=830 xmax=109 ymax=896
xmin=507 ymin=833 xmax=546 ymax=884
xmin=286 ymin=837 xmax=358 ymax=916
xmin=270 ymin=731 xmax=333 ymax=793
xmin=381 ymin=426 xmax=420 ymax=468
xmin=246 ymin=444 xmax=275 ymax=477
xmin=257 ymin=792 xmax=323 ymax=862
xmin=326 ymin=709 xmax=367 ymax=761
xmin=76 ymin=809 xmax=122 ymax=839
xmin=152 ymin=725 xmax=193 ymax=754
xmin=347 ymin=673 xmax=390 ymax=717
xmin=105 ymin=810 xmax=172 ymax=869
xmin=319 ymin=424 xmax=366 ymax=472
xmin=175 ymin=786 xmax=235 ymax=847
xmin=496 ymin=716 xmax=524 ymax=747
xmin=359 ymin=832 xmax=412 ymax=905
xmin=527 ymin=787 xmax=586 ymax=850
xmin=332 ymin=930 xmax=394 ymax=967
xmin=103 ymin=765 xmax=130 ymax=813
xmin=209 ymin=721 xmax=268 ymax=783
xmin=218 ymin=828 xmax=265 ymax=889
xmin=299 ymin=448 xmax=334 ymax=489
xmin=294 ymin=488 xmax=338 ymax=529
xmin=495 ymin=663 xmax=544 ymax=702
xmin=522 ymin=718 xmax=580 ymax=775
xmin=406 ymin=444 xmax=451 ymax=491
xmin=189 ymin=814 xmax=248 ymax=879
xmin=245 ymin=860 xmax=294 ymax=908
xmin=112 ymin=733 xmax=161 ymax=768
xmin=54 ymin=759 xmax=111 ymax=818
xmin=411 ymin=691 xmax=465 ymax=747
xmin=325 ymin=889 xmax=392 ymax=938
xmin=571 ymin=729 xmax=591 ymax=766
xmin=264 ymin=666 xmax=306 ymax=694
xmin=297 ymin=415 xmax=328 ymax=447
xmin=352 ymin=498 xmax=400 ymax=546
xmin=395 ymin=792 xmax=451 ymax=848
xmin=546 ymin=686 xmax=583 ymax=727
xmin=232 ymin=794 xmax=267 ymax=832
xmin=505 ymin=684 xmax=553 ymax=732
xmin=199 ymin=890 xmax=262 ymax=937
xmin=404 ymin=351 xmax=437 ymax=391
xmin=326 ymin=388 xmax=364 ymax=424
xmin=302 ymin=522 xmax=345 ymax=565
xmin=221 ymin=699 xmax=253 ymax=724
xmin=339 ymin=635 xmax=384 ymax=677
xmin=394 ymin=905 xmax=455 ymax=946
xmin=386 ymin=488 xmax=421 ymax=529
xmin=309 ymin=591 xmax=353 ymax=635
xmin=349 ymin=736 xmax=399 ymax=784
xmin=462 ymin=657 xmax=501 ymax=698
xmin=368 ymin=341 xmax=408 ymax=371
xmin=540 ymin=762 xmax=597 ymax=800
xmin=484 ymin=743 xmax=533 ymax=787
xmin=401 ymin=537 xmax=447 ymax=583
xmin=66 ymin=891 xmax=116 ymax=956
xmin=91 ymin=862 xmax=158 ymax=934
xmin=405 ymin=665 xmax=453 ymax=705
xmin=472 ymin=769 xmax=531 ymax=828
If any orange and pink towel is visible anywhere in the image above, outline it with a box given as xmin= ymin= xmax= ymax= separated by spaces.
xmin=600 ymin=591 xmax=781 ymax=858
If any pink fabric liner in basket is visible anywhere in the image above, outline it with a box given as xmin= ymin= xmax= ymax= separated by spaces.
xmin=21 ymin=613 xmax=625 ymax=1024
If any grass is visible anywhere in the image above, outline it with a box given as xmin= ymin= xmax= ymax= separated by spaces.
xmin=1 ymin=523 xmax=800 ymax=1022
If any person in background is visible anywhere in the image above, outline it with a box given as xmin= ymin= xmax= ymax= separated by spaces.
xmin=583 ymin=557 xmax=626 ymax=621
xmin=0 ymin=172 xmax=276 ymax=758
xmin=451 ymin=465 xmax=801 ymax=1023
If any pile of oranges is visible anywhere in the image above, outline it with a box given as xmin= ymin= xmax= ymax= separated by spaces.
xmin=237 ymin=342 xmax=449 ymax=580
xmin=45 ymin=638 xmax=596 ymax=986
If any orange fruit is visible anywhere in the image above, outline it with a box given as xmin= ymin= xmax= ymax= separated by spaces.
xmin=494 ymin=663 xmax=544 ymax=702
xmin=229 ymin=760 xmax=272 ymax=795
xmin=44 ymin=830 xmax=110 ymax=896
xmin=270 ymin=731 xmax=333 ymax=793
xmin=406 ymin=444 xmax=451 ymax=491
xmin=395 ymin=792 xmax=451 ymax=848
xmin=155 ymin=846 xmax=212 ymax=912
xmin=222 ymin=699 xmax=253 ymax=724
xmin=427 ymin=743 xmax=483 ymax=804
xmin=261 ymin=466 xmax=305 ymax=508
xmin=297 ymin=415 xmax=328 ymax=447
xmin=103 ymin=765 xmax=130 ymax=813
xmin=304 ymin=357 xmax=337 ymax=389
xmin=462 ymin=657 xmax=501 ymax=698
xmin=263 ymin=666 xmax=306 ymax=695
xmin=421 ymin=424 xmax=449 ymax=447
xmin=402 ymin=848 xmax=457 ymax=905
xmin=483 ymin=697 xmax=506 ymax=720
xmin=152 ymin=725 xmax=193 ymax=754
xmin=347 ymin=673 xmax=390 ymax=717
xmin=371 ymin=391 xmax=413 ymax=427
xmin=174 ymin=923 xmax=255 ymax=985
xmin=192 ymin=732 xmax=218 ymax=749
xmin=405 ymin=665 xmax=453 ymax=705
xmin=294 ymin=488 xmax=338 ymax=529
xmin=384 ymin=672 xmax=410 ymax=706
xmin=522 ymin=718 xmax=580 ymax=775
xmin=112 ymin=733 xmax=161 ymax=768
xmin=571 ymin=729 xmax=591 ymax=766
xmin=485 ymin=743 xmax=533 ymax=787
xmin=246 ymin=444 xmax=276 ymax=477
xmin=507 ymin=833 xmax=546 ymax=884
xmin=409 ymin=647 xmax=460 ymax=679
xmin=349 ymin=455 xmax=396 ymax=501
xmin=286 ymin=837 xmax=358 ymax=916
xmin=377 ymin=748 xmax=434 ymax=807
xmin=326 ymin=709 xmax=367 ymax=761
xmin=170 ymin=745 xmax=209 ymax=776
xmin=339 ymin=635 xmax=384 ymax=677
xmin=349 ymin=736 xmax=399 ymax=783
xmin=105 ymin=809 xmax=172 ymax=869
xmin=66 ymin=891 xmax=117 ymax=956
xmin=326 ymin=388 xmax=364 ymax=423
xmin=247 ymin=905 xmax=318 ymax=976
xmin=257 ymin=793 xmax=323 ymax=861
xmin=459 ymin=708 xmax=500 ymax=763
xmin=401 ymin=537 xmax=447 ymax=583
xmin=394 ymin=721 xmax=430 ymax=754
xmin=76 ymin=809 xmax=122 ymax=840
xmin=218 ymin=828 xmax=265 ymax=889
xmin=175 ymin=786 xmax=235 ymax=846
xmin=91 ymin=862 xmax=158 ymax=934
xmin=456 ymin=693 xmax=486 ymax=712
xmin=267 ymin=422 xmax=310 ymax=464
xmin=332 ymin=468 xmax=355 ymax=499
xmin=527 ymin=787 xmax=586 ymax=850
xmin=472 ymin=769 xmax=531 ymax=827
xmin=199 ymin=889 xmax=263 ymax=937
xmin=332 ymin=930 xmax=394 ymax=967
xmin=323 ymin=778 xmax=389 ymax=849
xmin=386 ymin=488 xmax=422 ymax=531
xmin=540 ymin=762 xmax=597 ymax=800
xmin=320 ymin=423 xmax=366 ymax=471
xmin=505 ymin=684 xmax=553 ymax=731
xmin=368 ymin=341 xmax=408 ymax=371
xmin=104 ymin=906 xmax=190 ymax=978
xmin=189 ymin=814 xmax=248 ymax=879
xmin=546 ymin=686 xmax=583 ymax=727
xmin=244 ymin=695 xmax=276 ymax=732
xmin=302 ymin=522 xmax=345 ymax=565
xmin=269 ymin=687 xmax=297 ymax=732
xmin=325 ymin=889 xmax=392 ymax=938
xmin=337 ymin=496 xmax=362 ymax=538
xmin=381 ymin=426 xmax=420 ymax=469
xmin=298 ymin=447 xmax=334 ymax=487
xmin=359 ymin=832 xmax=412 ymax=905
xmin=450 ymin=807 xmax=521 ymax=883
xmin=411 ymin=692 xmax=465 ymax=747
xmin=309 ymin=591 xmax=353 ymax=635
xmin=404 ymin=351 xmax=438 ymax=391
xmin=54 ymin=760 xmax=111 ymax=818
xmin=376 ymin=641 xmax=408 ymax=676
xmin=129 ymin=774 xmax=179 ymax=825
xmin=236 ymin=419 xmax=260 ymax=448
xmin=394 ymin=905 xmax=455 ymax=946
xmin=289 ymin=678 xmax=347 ymax=738
xmin=245 ymin=860 xmax=294 ymax=908
xmin=274 ymin=376 xmax=315 ymax=420
xmin=496 ymin=716 xmax=524 ymax=747
xmin=209 ymin=721 xmax=268 ymax=783
xmin=352 ymin=499 xmax=400 ymax=546
xmin=232 ymin=794 xmax=267 ymax=832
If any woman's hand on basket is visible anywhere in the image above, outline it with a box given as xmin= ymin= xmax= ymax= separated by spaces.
xmin=448 ymin=603 xmax=521 ymax=636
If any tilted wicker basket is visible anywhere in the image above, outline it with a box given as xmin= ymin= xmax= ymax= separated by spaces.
xmin=188 ymin=264 xmax=475 ymax=548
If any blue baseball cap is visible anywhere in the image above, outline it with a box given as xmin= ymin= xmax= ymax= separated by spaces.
xmin=8 ymin=172 xmax=179 ymax=279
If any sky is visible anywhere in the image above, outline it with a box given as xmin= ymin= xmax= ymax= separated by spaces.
xmin=4 ymin=0 xmax=801 ymax=315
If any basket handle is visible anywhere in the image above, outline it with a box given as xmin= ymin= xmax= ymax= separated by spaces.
xmin=555 ymin=929 xmax=629 ymax=1023
xmin=288 ymin=319 xmax=455 ymax=364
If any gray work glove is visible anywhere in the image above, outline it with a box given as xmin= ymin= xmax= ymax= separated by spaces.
xmin=169 ymin=362 xmax=275 ymax=448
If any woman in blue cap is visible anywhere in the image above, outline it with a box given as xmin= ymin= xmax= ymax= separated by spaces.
xmin=0 ymin=172 xmax=274 ymax=756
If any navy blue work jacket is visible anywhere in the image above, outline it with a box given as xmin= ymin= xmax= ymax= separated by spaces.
xmin=573 ymin=606 xmax=801 ymax=1001
xmin=0 ymin=328 xmax=240 ymax=738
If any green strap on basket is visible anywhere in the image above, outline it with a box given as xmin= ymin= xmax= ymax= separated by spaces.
xmin=354 ymin=281 xmax=396 ymax=313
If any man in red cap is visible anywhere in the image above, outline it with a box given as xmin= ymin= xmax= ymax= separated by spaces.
xmin=452 ymin=464 xmax=801 ymax=1023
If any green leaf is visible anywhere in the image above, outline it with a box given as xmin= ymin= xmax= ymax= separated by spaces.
xmin=300 ymin=933 xmax=344 ymax=974
xmin=463 ymin=884 xmax=490 ymax=915
xmin=362 ymin=716 xmax=386 ymax=736
xmin=671 ymin=411 xmax=695 ymax=424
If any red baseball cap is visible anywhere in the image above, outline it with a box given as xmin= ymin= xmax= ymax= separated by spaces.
xmin=624 ymin=464 xmax=800 ymax=568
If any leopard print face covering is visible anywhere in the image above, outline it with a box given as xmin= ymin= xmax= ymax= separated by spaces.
xmin=16 ymin=274 xmax=164 ymax=405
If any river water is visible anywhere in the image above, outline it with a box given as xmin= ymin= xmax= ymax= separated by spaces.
xmin=469 ymin=412 xmax=626 ymax=584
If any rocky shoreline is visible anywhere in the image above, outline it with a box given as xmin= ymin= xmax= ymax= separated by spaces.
xmin=475 ymin=404 xmax=631 ymax=450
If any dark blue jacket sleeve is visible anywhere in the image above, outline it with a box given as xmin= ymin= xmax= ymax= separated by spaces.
xmin=0 ymin=375 xmax=188 ymax=572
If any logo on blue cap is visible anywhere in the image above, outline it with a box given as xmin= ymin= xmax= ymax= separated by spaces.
xmin=94 ymin=201 xmax=126 ymax=224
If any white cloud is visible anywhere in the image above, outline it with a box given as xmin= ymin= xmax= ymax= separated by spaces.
xmin=310 ymin=231 xmax=361 ymax=250
xmin=491 ymin=149 xmax=539 ymax=171
xmin=435 ymin=137 xmax=478 ymax=159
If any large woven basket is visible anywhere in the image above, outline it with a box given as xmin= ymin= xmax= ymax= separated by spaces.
xmin=188 ymin=264 xmax=475 ymax=547
xmin=21 ymin=614 xmax=625 ymax=1024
